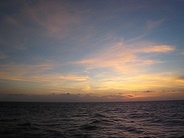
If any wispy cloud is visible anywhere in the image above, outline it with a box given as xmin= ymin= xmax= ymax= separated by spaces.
xmin=0 ymin=63 xmax=89 ymax=82
xmin=127 ymin=19 xmax=165 ymax=43
xmin=73 ymin=42 xmax=175 ymax=74
xmin=59 ymin=75 xmax=89 ymax=81
xmin=4 ymin=16 xmax=19 ymax=26
xmin=173 ymin=76 xmax=184 ymax=85
xmin=0 ymin=63 xmax=54 ymax=81
xmin=0 ymin=52 xmax=8 ymax=59
xmin=137 ymin=45 xmax=175 ymax=53
xmin=89 ymin=72 xmax=180 ymax=91
xmin=23 ymin=1 xmax=82 ymax=38
xmin=70 ymin=42 xmax=177 ymax=92
xmin=0 ymin=62 xmax=91 ymax=93
xmin=0 ymin=63 xmax=54 ymax=73
xmin=146 ymin=19 xmax=165 ymax=31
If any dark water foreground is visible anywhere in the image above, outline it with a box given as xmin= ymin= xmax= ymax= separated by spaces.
xmin=0 ymin=101 xmax=184 ymax=138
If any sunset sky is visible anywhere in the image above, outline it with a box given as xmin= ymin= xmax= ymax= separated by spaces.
xmin=0 ymin=0 xmax=184 ymax=102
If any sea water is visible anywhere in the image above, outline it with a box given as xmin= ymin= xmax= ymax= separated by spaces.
xmin=0 ymin=101 xmax=184 ymax=137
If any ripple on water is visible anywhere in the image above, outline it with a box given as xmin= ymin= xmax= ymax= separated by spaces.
xmin=0 ymin=101 xmax=184 ymax=138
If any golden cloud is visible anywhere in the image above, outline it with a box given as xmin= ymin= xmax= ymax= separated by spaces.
xmin=73 ymin=42 xmax=175 ymax=74
xmin=138 ymin=45 xmax=175 ymax=53
xmin=59 ymin=75 xmax=89 ymax=81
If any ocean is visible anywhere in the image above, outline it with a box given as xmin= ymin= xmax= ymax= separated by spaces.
xmin=0 ymin=101 xmax=184 ymax=138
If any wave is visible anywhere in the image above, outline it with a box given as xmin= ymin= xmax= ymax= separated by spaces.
xmin=0 ymin=101 xmax=184 ymax=137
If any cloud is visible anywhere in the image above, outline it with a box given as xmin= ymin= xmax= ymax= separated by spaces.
xmin=0 ymin=62 xmax=92 ymax=93
xmin=0 ymin=52 xmax=8 ymax=59
xmin=174 ymin=76 xmax=184 ymax=84
xmin=127 ymin=19 xmax=165 ymax=43
xmin=4 ymin=16 xmax=19 ymax=26
xmin=22 ymin=1 xmax=82 ymax=38
xmin=176 ymin=76 xmax=184 ymax=80
xmin=0 ymin=63 xmax=54 ymax=81
xmin=146 ymin=19 xmax=165 ymax=31
xmin=0 ymin=62 xmax=54 ymax=73
xmin=59 ymin=75 xmax=89 ymax=81
xmin=73 ymin=42 xmax=175 ymax=74
xmin=0 ymin=40 xmax=177 ymax=94
xmin=0 ymin=63 xmax=89 ymax=82
xmin=137 ymin=45 xmax=175 ymax=53
xmin=124 ymin=73 xmax=184 ymax=90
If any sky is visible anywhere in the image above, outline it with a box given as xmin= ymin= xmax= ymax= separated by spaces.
xmin=0 ymin=0 xmax=184 ymax=102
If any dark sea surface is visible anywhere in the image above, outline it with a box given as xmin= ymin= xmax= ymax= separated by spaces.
xmin=0 ymin=101 xmax=184 ymax=138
